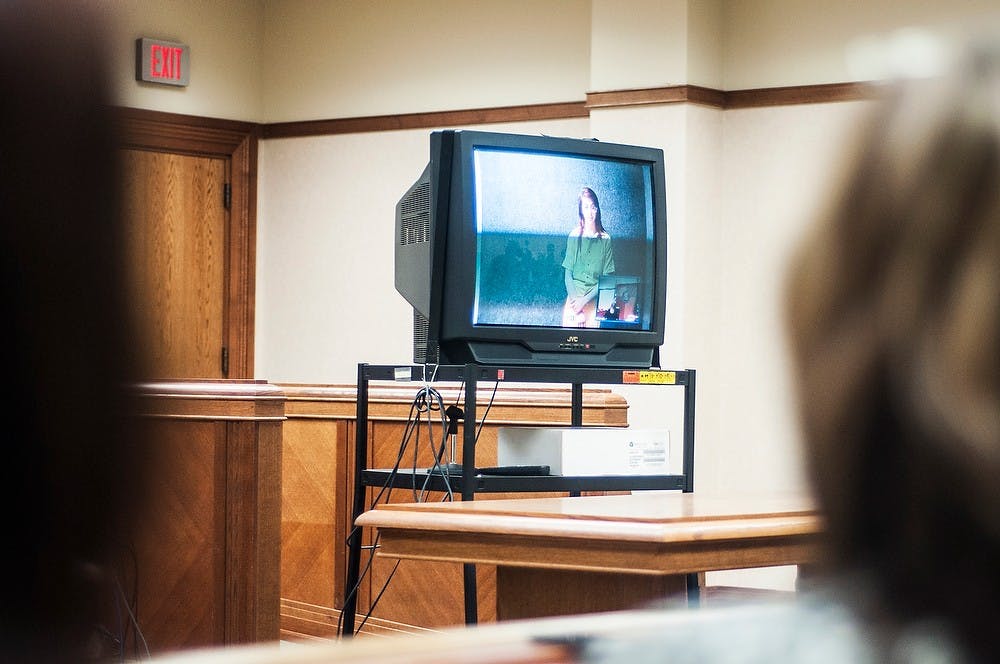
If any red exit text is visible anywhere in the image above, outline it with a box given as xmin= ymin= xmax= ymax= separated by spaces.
xmin=136 ymin=38 xmax=190 ymax=87
xmin=150 ymin=44 xmax=183 ymax=81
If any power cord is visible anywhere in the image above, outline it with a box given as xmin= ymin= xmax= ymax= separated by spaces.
xmin=338 ymin=379 xmax=456 ymax=637
xmin=340 ymin=372 xmax=502 ymax=636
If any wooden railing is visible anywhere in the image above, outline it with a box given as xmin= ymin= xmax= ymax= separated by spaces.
xmin=124 ymin=380 xmax=628 ymax=646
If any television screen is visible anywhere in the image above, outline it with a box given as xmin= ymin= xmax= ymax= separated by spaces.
xmin=471 ymin=146 xmax=656 ymax=332
xmin=395 ymin=129 xmax=667 ymax=368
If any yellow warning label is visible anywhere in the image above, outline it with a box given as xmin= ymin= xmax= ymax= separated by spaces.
xmin=621 ymin=370 xmax=676 ymax=384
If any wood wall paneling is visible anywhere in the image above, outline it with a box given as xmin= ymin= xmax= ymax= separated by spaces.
xmin=131 ymin=380 xmax=283 ymax=654
xmin=277 ymin=382 xmax=629 ymax=638
xmin=496 ymin=567 xmax=688 ymax=621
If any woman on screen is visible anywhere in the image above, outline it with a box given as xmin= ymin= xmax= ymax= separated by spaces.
xmin=562 ymin=187 xmax=615 ymax=327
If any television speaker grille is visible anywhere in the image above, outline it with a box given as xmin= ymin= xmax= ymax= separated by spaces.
xmin=412 ymin=310 xmax=439 ymax=365
xmin=398 ymin=181 xmax=430 ymax=246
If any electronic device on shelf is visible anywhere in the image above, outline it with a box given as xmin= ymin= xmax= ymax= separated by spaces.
xmin=477 ymin=465 xmax=551 ymax=476
xmin=394 ymin=129 xmax=668 ymax=369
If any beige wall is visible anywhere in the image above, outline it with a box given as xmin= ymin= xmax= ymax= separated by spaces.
xmin=104 ymin=0 xmax=263 ymax=121
xmin=722 ymin=0 xmax=999 ymax=89
xmin=261 ymin=0 xmax=592 ymax=122
xmin=104 ymin=0 xmax=998 ymax=591
xmin=106 ymin=0 xmax=999 ymax=120
xmin=193 ymin=0 xmax=996 ymax=114
xmin=590 ymin=0 xmax=702 ymax=90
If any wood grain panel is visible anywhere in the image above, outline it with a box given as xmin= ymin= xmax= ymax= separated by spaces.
xmin=496 ymin=567 xmax=687 ymax=620
xmin=281 ymin=418 xmax=343 ymax=607
xmin=357 ymin=493 xmax=821 ymax=624
xmin=122 ymin=150 xmax=227 ymax=379
xmin=115 ymin=108 xmax=257 ymax=380
xmin=130 ymin=380 xmax=283 ymax=654
xmin=371 ymin=525 xmax=818 ymax=575
xmin=277 ymin=382 xmax=629 ymax=637
xmin=226 ymin=419 xmax=283 ymax=643
xmin=131 ymin=419 xmax=227 ymax=650
xmin=366 ymin=559 xmax=496 ymax=629
xmin=279 ymin=598 xmax=435 ymax=643
xmin=277 ymin=385 xmax=357 ymax=622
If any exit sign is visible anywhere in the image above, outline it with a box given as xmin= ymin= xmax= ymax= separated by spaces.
xmin=136 ymin=38 xmax=190 ymax=86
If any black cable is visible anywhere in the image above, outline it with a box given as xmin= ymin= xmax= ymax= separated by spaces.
xmin=126 ymin=541 xmax=141 ymax=661
xmin=410 ymin=386 xmax=447 ymax=501
xmin=338 ymin=381 xmax=455 ymax=637
xmin=371 ymin=390 xmax=425 ymax=505
xmin=343 ymin=376 xmax=503 ymax=636
xmin=475 ymin=379 xmax=501 ymax=444
xmin=102 ymin=538 xmax=143 ymax=660
xmin=354 ymin=558 xmax=401 ymax=635
xmin=339 ymin=532 xmax=382 ymax=638
xmin=360 ymin=390 xmax=453 ymax=632
xmin=113 ymin=572 xmax=150 ymax=659
xmin=417 ymin=387 xmax=454 ymax=501
xmin=113 ymin=566 xmax=125 ymax=662
xmin=410 ymin=399 xmax=423 ymax=502
xmin=337 ymin=394 xmax=423 ymax=638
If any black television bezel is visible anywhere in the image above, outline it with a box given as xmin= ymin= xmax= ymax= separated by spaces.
xmin=417 ymin=129 xmax=668 ymax=369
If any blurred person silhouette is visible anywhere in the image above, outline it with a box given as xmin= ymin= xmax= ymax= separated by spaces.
xmin=781 ymin=32 xmax=1000 ymax=663
xmin=583 ymin=32 xmax=1000 ymax=664
xmin=1 ymin=2 xmax=150 ymax=661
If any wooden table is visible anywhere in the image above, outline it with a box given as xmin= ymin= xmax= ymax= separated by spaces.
xmin=355 ymin=492 xmax=823 ymax=620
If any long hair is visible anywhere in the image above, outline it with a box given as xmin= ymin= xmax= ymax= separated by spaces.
xmin=784 ymin=39 xmax=1000 ymax=660
xmin=574 ymin=187 xmax=607 ymax=259
xmin=577 ymin=186 xmax=605 ymax=234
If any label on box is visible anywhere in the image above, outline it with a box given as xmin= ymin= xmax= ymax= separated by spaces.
xmin=626 ymin=438 xmax=667 ymax=469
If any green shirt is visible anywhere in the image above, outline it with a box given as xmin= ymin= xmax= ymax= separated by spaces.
xmin=562 ymin=232 xmax=615 ymax=296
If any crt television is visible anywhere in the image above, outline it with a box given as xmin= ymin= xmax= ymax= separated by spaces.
xmin=395 ymin=129 xmax=667 ymax=368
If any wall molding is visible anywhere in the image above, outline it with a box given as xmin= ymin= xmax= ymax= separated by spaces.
xmin=584 ymin=85 xmax=727 ymax=109
xmin=261 ymin=101 xmax=588 ymax=139
xmin=259 ymin=81 xmax=879 ymax=139
xmin=723 ymin=81 xmax=877 ymax=109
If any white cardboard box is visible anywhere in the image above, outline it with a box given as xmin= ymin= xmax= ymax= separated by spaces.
xmin=496 ymin=427 xmax=670 ymax=476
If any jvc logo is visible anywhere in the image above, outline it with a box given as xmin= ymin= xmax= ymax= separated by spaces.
xmin=566 ymin=336 xmax=579 ymax=343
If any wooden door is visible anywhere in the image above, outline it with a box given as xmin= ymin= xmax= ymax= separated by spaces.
xmin=122 ymin=149 xmax=229 ymax=379
xmin=115 ymin=107 xmax=257 ymax=380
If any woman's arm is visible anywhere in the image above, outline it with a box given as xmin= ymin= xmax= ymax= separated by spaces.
xmin=565 ymin=268 xmax=579 ymax=310
xmin=565 ymin=268 xmax=599 ymax=313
